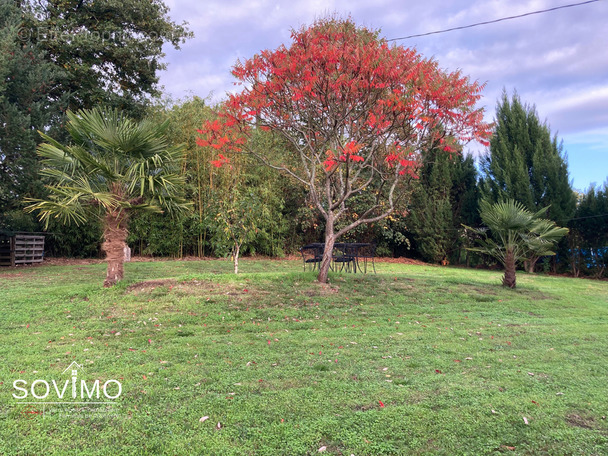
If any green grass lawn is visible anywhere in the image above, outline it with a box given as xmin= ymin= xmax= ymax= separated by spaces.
xmin=1 ymin=259 xmax=607 ymax=455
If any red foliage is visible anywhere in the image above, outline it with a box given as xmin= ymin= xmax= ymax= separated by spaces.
xmin=198 ymin=18 xmax=490 ymax=177
xmin=210 ymin=154 xmax=230 ymax=168
xmin=196 ymin=18 xmax=491 ymax=283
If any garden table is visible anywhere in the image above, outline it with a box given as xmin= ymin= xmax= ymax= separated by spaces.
xmin=299 ymin=242 xmax=376 ymax=273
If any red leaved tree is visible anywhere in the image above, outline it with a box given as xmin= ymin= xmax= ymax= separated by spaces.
xmin=199 ymin=18 xmax=491 ymax=283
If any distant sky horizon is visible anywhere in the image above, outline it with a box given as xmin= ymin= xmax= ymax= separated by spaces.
xmin=158 ymin=0 xmax=607 ymax=192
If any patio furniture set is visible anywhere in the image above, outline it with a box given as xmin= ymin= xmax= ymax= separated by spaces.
xmin=299 ymin=242 xmax=376 ymax=273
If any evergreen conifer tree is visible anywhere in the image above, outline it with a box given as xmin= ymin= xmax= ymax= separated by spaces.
xmin=0 ymin=1 xmax=63 ymax=229
xmin=408 ymin=145 xmax=481 ymax=264
xmin=569 ymin=183 xmax=608 ymax=278
xmin=481 ymin=90 xmax=576 ymax=271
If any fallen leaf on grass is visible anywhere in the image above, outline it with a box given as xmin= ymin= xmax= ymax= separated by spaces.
xmin=379 ymin=400 xmax=385 ymax=407
xmin=318 ymin=446 xmax=327 ymax=453
xmin=523 ymin=416 xmax=529 ymax=425
xmin=199 ymin=416 xmax=209 ymax=423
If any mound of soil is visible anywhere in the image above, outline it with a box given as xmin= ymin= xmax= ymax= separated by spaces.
xmin=126 ymin=279 xmax=177 ymax=293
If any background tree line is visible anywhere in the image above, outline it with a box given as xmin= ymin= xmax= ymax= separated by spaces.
xmin=1 ymin=1 xmax=606 ymax=277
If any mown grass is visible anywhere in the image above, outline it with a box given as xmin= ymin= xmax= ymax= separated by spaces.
xmin=1 ymin=259 xmax=607 ymax=455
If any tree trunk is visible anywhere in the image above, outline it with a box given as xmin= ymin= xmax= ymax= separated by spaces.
xmin=590 ymin=249 xmax=605 ymax=279
xmin=570 ymin=248 xmax=580 ymax=278
xmin=102 ymin=210 xmax=129 ymax=287
xmin=233 ymin=242 xmax=240 ymax=274
xmin=526 ymin=256 xmax=539 ymax=274
xmin=502 ymin=248 xmax=517 ymax=288
xmin=317 ymin=216 xmax=335 ymax=283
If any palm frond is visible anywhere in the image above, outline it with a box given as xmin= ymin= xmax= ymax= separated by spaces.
xmin=30 ymin=108 xmax=190 ymax=227
xmin=467 ymin=199 xmax=568 ymax=270
xmin=24 ymin=197 xmax=90 ymax=228
xmin=479 ymin=199 xmax=533 ymax=232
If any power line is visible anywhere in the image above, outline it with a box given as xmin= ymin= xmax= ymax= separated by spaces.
xmin=434 ymin=213 xmax=608 ymax=232
xmin=387 ymin=0 xmax=601 ymax=41
xmin=563 ymin=213 xmax=608 ymax=222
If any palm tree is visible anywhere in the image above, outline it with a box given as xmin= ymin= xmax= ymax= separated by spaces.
xmin=465 ymin=199 xmax=568 ymax=288
xmin=26 ymin=108 xmax=190 ymax=287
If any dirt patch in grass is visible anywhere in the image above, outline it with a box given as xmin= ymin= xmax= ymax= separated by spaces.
xmin=353 ymin=402 xmax=381 ymax=412
xmin=126 ymin=279 xmax=177 ymax=294
xmin=471 ymin=287 xmax=498 ymax=296
xmin=566 ymin=413 xmax=597 ymax=430
xmin=180 ymin=280 xmax=261 ymax=299
xmin=528 ymin=311 xmax=544 ymax=317
xmin=126 ymin=278 xmax=251 ymax=298
xmin=511 ymin=288 xmax=556 ymax=301
xmin=303 ymin=284 xmax=341 ymax=296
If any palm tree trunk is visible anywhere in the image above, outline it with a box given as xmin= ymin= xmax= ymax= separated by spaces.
xmin=502 ymin=248 xmax=517 ymax=288
xmin=102 ymin=210 xmax=129 ymax=287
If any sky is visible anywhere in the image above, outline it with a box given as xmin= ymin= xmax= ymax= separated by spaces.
xmin=158 ymin=0 xmax=607 ymax=192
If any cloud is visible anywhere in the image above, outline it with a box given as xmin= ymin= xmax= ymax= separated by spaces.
xmin=158 ymin=0 xmax=608 ymax=188
xmin=540 ymin=85 xmax=608 ymax=133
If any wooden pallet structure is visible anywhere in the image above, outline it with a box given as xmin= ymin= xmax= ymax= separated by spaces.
xmin=0 ymin=233 xmax=45 ymax=267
